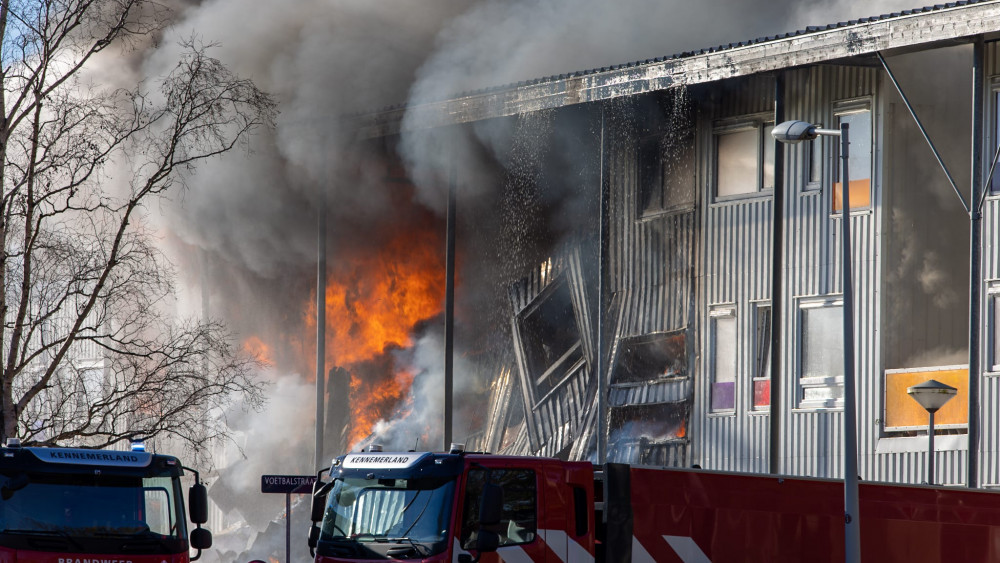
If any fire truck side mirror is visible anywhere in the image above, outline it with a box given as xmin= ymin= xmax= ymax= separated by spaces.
xmin=458 ymin=529 xmax=499 ymax=563
xmin=479 ymin=483 xmax=502 ymax=526
xmin=308 ymin=524 xmax=321 ymax=549
xmin=463 ymin=482 xmax=501 ymax=561
xmin=190 ymin=527 xmax=212 ymax=550
xmin=311 ymin=492 xmax=327 ymax=522
xmin=189 ymin=483 xmax=209 ymax=525
xmin=475 ymin=529 xmax=500 ymax=553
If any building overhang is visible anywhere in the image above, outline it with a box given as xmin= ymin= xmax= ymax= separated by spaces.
xmin=353 ymin=0 xmax=1000 ymax=139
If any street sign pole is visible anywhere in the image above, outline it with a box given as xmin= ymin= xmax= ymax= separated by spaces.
xmin=261 ymin=474 xmax=318 ymax=562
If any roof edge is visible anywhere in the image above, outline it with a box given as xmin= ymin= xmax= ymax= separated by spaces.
xmin=354 ymin=0 xmax=1000 ymax=138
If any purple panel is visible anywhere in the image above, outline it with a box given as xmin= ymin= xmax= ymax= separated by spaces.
xmin=712 ymin=381 xmax=735 ymax=411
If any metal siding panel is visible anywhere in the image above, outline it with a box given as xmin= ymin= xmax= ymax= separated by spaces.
xmin=780 ymin=66 xmax=878 ymax=479
xmin=983 ymin=57 xmax=999 ymax=489
xmin=982 ymin=376 xmax=1000 ymax=486
xmin=700 ymin=76 xmax=777 ymax=472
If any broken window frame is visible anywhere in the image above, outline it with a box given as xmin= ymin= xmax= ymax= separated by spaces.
xmin=831 ymin=99 xmax=874 ymax=214
xmin=751 ymin=302 xmax=772 ymax=412
xmin=797 ymin=296 xmax=845 ymax=410
xmin=513 ymin=274 xmax=585 ymax=407
xmin=709 ymin=305 xmax=738 ymax=413
xmin=712 ymin=114 xmax=775 ymax=202
xmin=610 ymin=330 xmax=688 ymax=385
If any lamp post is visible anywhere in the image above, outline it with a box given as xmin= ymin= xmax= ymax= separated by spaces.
xmin=907 ymin=379 xmax=958 ymax=485
xmin=772 ymin=120 xmax=860 ymax=563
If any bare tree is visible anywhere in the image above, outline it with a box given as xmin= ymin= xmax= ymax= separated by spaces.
xmin=0 ymin=0 xmax=275 ymax=455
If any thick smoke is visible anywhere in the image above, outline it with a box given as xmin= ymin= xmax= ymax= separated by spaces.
xmin=125 ymin=0 xmax=936 ymax=547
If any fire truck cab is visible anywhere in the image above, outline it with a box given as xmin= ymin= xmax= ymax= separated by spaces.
xmin=307 ymin=444 xmax=594 ymax=562
xmin=0 ymin=439 xmax=212 ymax=563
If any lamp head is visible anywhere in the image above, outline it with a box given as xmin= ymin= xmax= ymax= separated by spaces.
xmin=906 ymin=379 xmax=958 ymax=413
xmin=772 ymin=120 xmax=819 ymax=144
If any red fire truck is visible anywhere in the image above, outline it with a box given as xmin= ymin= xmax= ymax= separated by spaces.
xmin=0 ymin=439 xmax=212 ymax=563
xmin=305 ymin=444 xmax=1000 ymax=562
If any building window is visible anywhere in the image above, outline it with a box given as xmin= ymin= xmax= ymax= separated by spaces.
xmin=832 ymin=103 xmax=873 ymax=212
xmin=807 ymin=135 xmax=823 ymax=187
xmin=516 ymin=276 xmax=583 ymax=404
xmin=799 ymin=299 xmax=844 ymax=408
xmin=752 ymin=304 xmax=772 ymax=410
xmin=991 ymin=286 xmax=1000 ymax=373
xmin=710 ymin=307 xmax=737 ymax=411
xmin=992 ymin=88 xmax=1000 ymax=195
xmin=609 ymin=403 xmax=688 ymax=445
xmin=714 ymin=118 xmax=775 ymax=200
xmin=638 ymin=126 xmax=696 ymax=217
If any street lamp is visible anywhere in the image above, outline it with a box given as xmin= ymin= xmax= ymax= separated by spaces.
xmin=907 ymin=379 xmax=958 ymax=485
xmin=772 ymin=120 xmax=860 ymax=563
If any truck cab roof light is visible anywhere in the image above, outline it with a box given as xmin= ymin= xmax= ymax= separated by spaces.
xmin=368 ymin=444 xmax=383 ymax=453
xmin=449 ymin=443 xmax=465 ymax=454
xmin=130 ymin=439 xmax=146 ymax=452
xmin=4 ymin=438 xmax=21 ymax=448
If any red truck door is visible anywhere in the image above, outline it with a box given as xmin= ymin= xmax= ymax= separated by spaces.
xmin=454 ymin=458 xmax=594 ymax=562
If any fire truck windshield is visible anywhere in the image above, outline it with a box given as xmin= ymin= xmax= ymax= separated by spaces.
xmin=318 ymin=475 xmax=455 ymax=557
xmin=0 ymin=472 xmax=186 ymax=542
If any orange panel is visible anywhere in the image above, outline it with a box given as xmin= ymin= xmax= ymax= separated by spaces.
xmin=832 ymin=179 xmax=871 ymax=211
xmin=884 ymin=368 xmax=968 ymax=429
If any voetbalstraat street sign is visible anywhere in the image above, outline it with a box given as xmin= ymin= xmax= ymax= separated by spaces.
xmin=261 ymin=474 xmax=316 ymax=494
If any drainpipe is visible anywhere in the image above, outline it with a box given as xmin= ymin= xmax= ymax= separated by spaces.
xmin=769 ymin=73 xmax=785 ymax=474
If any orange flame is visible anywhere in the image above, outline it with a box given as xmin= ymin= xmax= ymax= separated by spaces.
xmin=306 ymin=211 xmax=446 ymax=447
xmin=348 ymin=370 xmax=417 ymax=446
xmin=242 ymin=335 xmax=273 ymax=365
xmin=306 ymin=225 xmax=445 ymax=366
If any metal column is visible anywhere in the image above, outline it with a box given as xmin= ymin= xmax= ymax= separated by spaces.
xmin=967 ymin=38 xmax=985 ymax=488
xmin=597 ymin=106 xmax=609 ymax=464
xmin=444 ymin=169 xmax=456 ymax=451
xmin=315 ymin=187 xmax=327 ymax=470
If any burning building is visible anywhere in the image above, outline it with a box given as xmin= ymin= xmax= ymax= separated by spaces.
xmin=329 ymin=0 xmax=1000 ymax=489
xmin=144 ymin=2 xmax=1000 ymax=557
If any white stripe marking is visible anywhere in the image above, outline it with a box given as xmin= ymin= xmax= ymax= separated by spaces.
xmin=663 ymin=535 xmax=712 ymax=563
xmin=632 ymin=536 xmax=656 ymax=563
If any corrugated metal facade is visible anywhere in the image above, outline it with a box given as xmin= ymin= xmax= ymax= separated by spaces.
xmin=696 ymin=74 xmax=775 ymax=473
xmin=780 ymin=66 xmax=880 ymax=480
xmin=978 ymin=40 xmax=1000 ymax=488
xmin=602 ymin=91 xmax=699 ymax=467
xmin=468 ymin=32 xmax=1000 ymax=488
